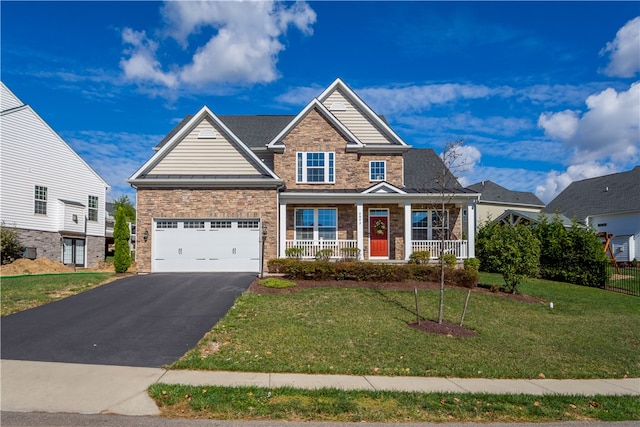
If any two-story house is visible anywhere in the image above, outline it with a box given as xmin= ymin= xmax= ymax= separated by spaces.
xmin=0 ymin=82 xmax=109 ymax=267
xmin=128 ymin=78 xmax=480 ymax=273
xmin=543 ymin=166 xmax=640 ymax=262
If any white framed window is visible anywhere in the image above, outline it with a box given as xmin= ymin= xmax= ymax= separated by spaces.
xmin=369 ymin=160 xmax=386 ymax=181
xmin=296 ymin=152 xmax=335 ymax=183
xmin=34 ymin=185 xmax=47 ymax=215
xmin=156 ymin=220 xmax=178 ymax=229
xmin=411 ymin=210 xmax=449 ymax=240
xmin=88 ymin=195 xmax=99 ymax=221
xmin=294 ymin=208 xmax=337 ymax=240
xmin=183 ymin=220 xmax=205 ymax=229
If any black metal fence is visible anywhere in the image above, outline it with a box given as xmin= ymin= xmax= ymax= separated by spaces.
xmin=539 ymin=260 xmax=639 ymax=297
xmin=605 ymin=262 xmax=640 ymax=297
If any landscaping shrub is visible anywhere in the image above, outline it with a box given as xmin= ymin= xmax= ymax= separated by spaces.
xmin=408 ymin=250 xmax=430 ymax=264
xmin=340 ymin=247 xmax=361 ymax=261
xmin=441 ymin=253 xmax=457 ymax=268
xmin=314 ymin=248 xmax=333 ymax=262
xmin=113 ymin=207 xmax=131 ymax=273
xmin=1 ymin=224 xmax=24 ymax=265
xmin=285 ymin=247 xmax=303 ymax=259
xmin=463 ymin=257 xmax=480 ymax=271
xmin=265 ymin=259 xmax=477 ymax=286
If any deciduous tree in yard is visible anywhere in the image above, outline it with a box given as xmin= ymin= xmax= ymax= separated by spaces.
xmin=482 ymin=223 xmax=540 ymax=294
xmin=113 ymin=207 xmax=131 ymax=273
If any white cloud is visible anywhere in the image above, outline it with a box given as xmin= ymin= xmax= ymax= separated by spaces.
xmin=536 ymin=82 xmax=639 ymax=202
xmin=538 ymin=109 xmax=579 ymax=140
xmin=120 ymin=1 xmax=316 ymax=89
xmin=600 ymin=16 xmax=640 ymax=78
xmin=535 ymin=163 xmax=618 ymax=204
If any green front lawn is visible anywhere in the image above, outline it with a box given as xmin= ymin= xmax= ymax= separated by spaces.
xmin=149 ymin=385 xmax=640 ymax=422
xmin=173 ymin=273 xmax=640 ymax=379
xmin=1 ymin=273 xmax=114 ymax=316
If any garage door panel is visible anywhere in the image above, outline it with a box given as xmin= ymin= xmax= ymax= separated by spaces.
xmin=153 ymin=219 xmax=260 ymax=273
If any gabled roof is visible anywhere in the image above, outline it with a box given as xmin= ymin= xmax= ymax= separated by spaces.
xmin=362 ymin=181 xmax=406 ymax=195
xmin=267 ymin=98 xmax=364 ymax=150
xmin=317 ymin=78 xmax=409 ymax=149
xmin=402 ymin=148 xmax=465 ymax=192
xmin=468 ymin=180 xmax=544 ymax=207
xmin=494 ymin=209 xmax=573 ymax=228
xmin=543 ymin=166 xmax=640 ymax=221
xmin=129 ymin=106 xmax=281 ymax=186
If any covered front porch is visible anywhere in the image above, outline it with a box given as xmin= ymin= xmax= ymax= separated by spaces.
xmin=277 ymin=186 xmax=478 ymax=261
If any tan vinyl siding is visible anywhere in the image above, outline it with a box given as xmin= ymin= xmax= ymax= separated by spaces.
xmin=149 ymin=118 xmax=259 ymax=175
xmin=323 ymin=89 xmax=393 ymax=145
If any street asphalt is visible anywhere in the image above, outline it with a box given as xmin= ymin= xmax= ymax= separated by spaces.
xmin=0 ymin=273 xmax=254 ymax=367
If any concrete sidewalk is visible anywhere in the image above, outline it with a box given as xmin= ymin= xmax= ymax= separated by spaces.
xmin=2 ymin=359 xmax=639 ymax=417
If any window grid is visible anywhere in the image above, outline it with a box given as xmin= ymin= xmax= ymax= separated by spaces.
xmin=237 ymin=220 xmax=259 ymax=229
xmin=296 ymin=152 xmax=335 ymax=184
xmin=294 ymin=208 xmax=337 ymax=241
xmin=183 ymin=220 xmax=205 ymax=229
xmin=156 ymin=220 xmax=178 ymax=229
xmin=369 ymin=161 xmax=386 ymax=181
xmin=34 ymin=185 xmax=47 ymax=215
xmin=88 ymin=196 xmax=98 ymax=221
xmin=211 ymin=220 xmax=232 ymax=229
xmin=411 ymin=210 xmax=449 ymax=240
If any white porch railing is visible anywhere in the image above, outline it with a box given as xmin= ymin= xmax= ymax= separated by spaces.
xmin=285 ymin=240 xmax=358 ymax=259
xmin=412 ymin=240 xmax=468 ymax=259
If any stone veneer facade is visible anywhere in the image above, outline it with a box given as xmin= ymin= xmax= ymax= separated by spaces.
xmin=14 ymin=228 xmax=105 ymax=268
xmin=136 ymin=188 xmax=278 ymax=273
xmin=274 ymin=108 xmax=404 ymax=190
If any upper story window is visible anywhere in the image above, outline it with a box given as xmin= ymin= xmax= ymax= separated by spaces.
xmin=34 ymin=185 xmax=47 ymax=215
xmin=88 ymin=195 xmax=99 ymax=221
xmin=369 ymin=161 xmax=386 ymax=181
xmin=296 ymin=152 xmax=335 ymax=184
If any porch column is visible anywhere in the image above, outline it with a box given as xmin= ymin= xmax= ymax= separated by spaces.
xmin=467 ymin=199 xmax=476 ymax=258
xmin=356 ymin=202 xmax=364 ymax=260
xmin=279 ymin=200 xmax=287 ymax=258
xmin=404 ymin=201 xmax=412 ymax=260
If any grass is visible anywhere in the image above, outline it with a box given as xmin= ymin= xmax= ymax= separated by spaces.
xmin=149 ymin=384 xmax=640 ymax=422
xmin=173 ymin=273 xmax=640 ymax=379
xmin=0 ymin=273 xmax=114 ymax=316
xmin=259 ymin=278 xmax=297 ymax=289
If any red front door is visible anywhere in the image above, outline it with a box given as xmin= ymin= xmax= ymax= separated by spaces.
xmin=370 ymin=216 xmax=388 ymax=257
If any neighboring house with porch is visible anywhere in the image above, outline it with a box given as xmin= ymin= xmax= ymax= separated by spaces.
xmin=467 ymin=180 xmax=545 ymax=228
xmin=128 ymin=78 xmax=480 ymax=273
xmin=543 ymin=166 xmax=640 ymax=262
xmin=0 ymin=82 xmax=109 ymax=268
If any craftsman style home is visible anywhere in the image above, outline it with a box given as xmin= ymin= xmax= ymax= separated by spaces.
xmin=0 ymin=82 xmax=109 ymax=267
xmin=128 ymin=79 xmax=480 ymax=273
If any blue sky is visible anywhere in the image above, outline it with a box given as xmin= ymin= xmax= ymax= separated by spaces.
xmin=2 ymin=1 xmax=638 ymax=204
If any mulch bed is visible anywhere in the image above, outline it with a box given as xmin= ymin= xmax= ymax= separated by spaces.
xmin=248 ymin=278 xmax=543 ymax=338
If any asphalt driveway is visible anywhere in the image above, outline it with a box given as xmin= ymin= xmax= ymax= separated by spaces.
xmin=1 ymin=273 xmax=254 ymax=367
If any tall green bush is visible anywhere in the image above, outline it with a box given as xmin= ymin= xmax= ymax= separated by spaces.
xmin=534 ymin=216 xmax=608 ymax=287
xmin=481 ymin=224 xmax=540 ymax=294
xmin=113 ymin=207 xmax=131 ymax=273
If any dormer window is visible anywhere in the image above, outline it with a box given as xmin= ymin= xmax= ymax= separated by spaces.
xmin=297 ymin=152 xmax=335 ymax=184
xmin=369 ymin=160 xmax=386 ymax=181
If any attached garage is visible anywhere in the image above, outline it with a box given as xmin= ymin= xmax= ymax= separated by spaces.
xmin=152 ymin=219 xmax=261 ymax=273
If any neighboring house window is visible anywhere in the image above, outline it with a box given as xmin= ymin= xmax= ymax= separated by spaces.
xmin=63 ymin=238 xmax=85 ymax=266
xmin=34 ymin=185 xmax=47 ymax=215
xmin=296 ymin=152 xmax=335 ymax=183
xmin=411 ymin=210 xmax=449 ymax=240
xmin=295 ymin=208 xmax=337 ymax=240
xmin=88 ymin=196 xmax=99 ymax=221
xmin=369 ymin=161 xmax=386 ymax=181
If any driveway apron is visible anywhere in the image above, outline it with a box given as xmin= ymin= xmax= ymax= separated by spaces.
xmin=1 ymin=273 xmax=254 ymax=367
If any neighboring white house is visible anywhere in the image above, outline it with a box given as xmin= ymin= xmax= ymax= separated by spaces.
xmin=467 ymin=180 xmax=545 ymax=228
xmin=0 ymin=82 xmax=110 ymax=268
xmin=543 ymin=166 xmax=640 ymax=263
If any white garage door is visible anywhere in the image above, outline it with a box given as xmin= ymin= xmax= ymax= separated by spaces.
xmin=152 ymin=219 xmax=260 ymax=272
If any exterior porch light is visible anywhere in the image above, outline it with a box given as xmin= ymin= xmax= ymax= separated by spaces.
xmin=142 ymin=229 xmax=149 ymax=242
